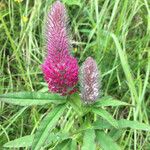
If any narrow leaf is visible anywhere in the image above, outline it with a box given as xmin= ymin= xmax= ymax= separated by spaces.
xmin=81 ymin=129 xmax=96 ymax=150
xmin=3 ymin=135 xmax=34 ymax=148
xmin=70 ymin=140 xmax=77 ymax=150
xmin=54 ymin=140 xmax=71 ymax=150
xmin=92 ymin=119 xmax=113 ymax=130
xmin=118 ymin=119 xmax=150 ymax=131
xmin=0 ymin=92 xmax=66 ymax=106
xmin=108 ymin=129 xmax=123 ymax=141
xmin=32 ymin=104 xmax=66 ymax=150
xmin=92 ymin=108 xmax=118 ymax=128
xmin=96 ymin=131 xmax=121 ymax=150
xmin=94 ymin=96 xmax=132 ymax=107
xmin=61 ymin=141 xmax=71 ymax=150
xmin=93 ymin=119 xmax=150 ymax=131
xmin=69 ymin=94 xmax=82 ymax=115
xmin=4 ymin=132 xmax=70 ymax=148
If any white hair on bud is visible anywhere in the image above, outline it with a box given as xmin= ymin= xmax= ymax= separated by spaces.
xmin=80 ymin=57 xmax=101 ymax=104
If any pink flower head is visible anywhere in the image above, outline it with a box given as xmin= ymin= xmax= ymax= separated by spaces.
xmin=46 ymin=1 xmax=70 ymax=62
xmin=42 ymin=55 xmax=78 ymax=95
xmin=42 ymin=1 xmax=79 ymax=95
xmin=80 ymin=57 xmax=100 ymax=104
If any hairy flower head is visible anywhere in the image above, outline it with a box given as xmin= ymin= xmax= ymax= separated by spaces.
xmin=42 ymin=1 xmax=79 ymax=95
xmin=42 ymin=55 xmax=78 ymax=95
xmin=80 ymin=57 xmax=100 ymax=104
xmin=46 ymin=1 xmax=70 ymax=62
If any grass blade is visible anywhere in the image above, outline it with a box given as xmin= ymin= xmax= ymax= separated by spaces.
xmin=110 ymin=33 xmax=138 ymax=104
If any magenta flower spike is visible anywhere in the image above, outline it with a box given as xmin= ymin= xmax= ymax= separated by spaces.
xmin=46 ymin=0 xmax=70 ymax=61
xmin=80 ymin=57 xmax=100 ymax=104
xmin=42 ymin=1 xmax=79 ymax=95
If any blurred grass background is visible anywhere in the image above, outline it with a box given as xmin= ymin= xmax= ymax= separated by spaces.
xmin=0 ymin=0 xmax=150 ymax=149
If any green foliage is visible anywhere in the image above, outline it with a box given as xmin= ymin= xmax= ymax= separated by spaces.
xmin=93 ymin=119 xmax=150 ymax=131
xmin=82 ymin=129 xmax=96 ymax=150
xmin=92 ymin=108 xmax=118 ymax=128
xmin=94 ymin=96 xmax=132 ymax=107
xmin=32 ymin=104 xmax=66 ymax=150
xmin=70 ymin=140 xmax=78 ymax=150
xmin=0 ymin=0 xmax=150 ymax=149
xmin=4 ymin=132 xmax=70 ymax=148
xmin=63 ymin=0 xmax=81 ymax=6
xmin=3 ymin=135 xmax=34 ymax=148
xmin=54 ymin=140 xmax=71 ymax=150
xmin=0 ymin=92 xmax=66 ymax=106
xmin=96 ymin=131 xmax=121 ymax=150
xmin=2 ymin=91 xmax=150 ymax=149
xmin=117 ymin=120 xmax=150 ymax=131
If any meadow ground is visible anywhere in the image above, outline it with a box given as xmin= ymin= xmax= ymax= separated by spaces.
xmin=0 ymin=0 xmax=150 ymax=149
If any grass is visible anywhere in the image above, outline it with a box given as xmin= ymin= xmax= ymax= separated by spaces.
xmin=0 ymin=0 xmax=150 ymax=149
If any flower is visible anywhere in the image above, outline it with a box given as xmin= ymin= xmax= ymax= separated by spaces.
xmin=46 ymin=1 xmax=70 ymax=59
xmin=42 ymin=55 xmax=78 ymax=95
xmin=80 ymin=57 xmax=100 ymax=104
xmin=41 ymin=1 xmax=79 ymax=95
xmin=74 ymin=48 xmax=77 ymax=53
xmin=22 ymin=16 xmax=28 ymax=23
xmin=14 ymin=0 xmax=23 ymax=3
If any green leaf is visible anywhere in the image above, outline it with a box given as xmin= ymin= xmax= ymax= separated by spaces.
xmin=70 ymin=140 xmax=77 ymax=150
xmin=61 ymin=141 xmax=71 ymax=150
xmin=92 ymin=108 xmax=118 ymax=128
xmin=0 ymin=92 xmax=66 ymax=106
xmin=68 ymin=93 xmax=83 ymax=116
xmin=118 ymin=119 xmax=150 ymax=131
xmin=108 ymin=129 xmax=124 ymax=141
xmin=54 ymin=140 xmax=71 ymax=150
xmin=63 ymin=0 xmax=81 ymax=6
xmin=32 ymin=104 xmax=66 ymax=150
xmin=96 ymin=131 xmax=121 ymax=150
xmin=54 ymin=139 xmax=77 ymax=150
xmin=94 ymin=96 xmax=131 ymax=107
xmin=92 ymin=119 xmax=113 ymax=130
xmin=81 ymin=129 xmax=96 ymax=150
xmin=3 ymin=135 xmax=34 ymax=148
xmin=93 ymin=119 xmax=150 ymax=131
xmin=3 ymin=132 xmax=70 ymax=148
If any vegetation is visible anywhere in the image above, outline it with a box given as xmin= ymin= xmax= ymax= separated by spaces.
xmin=0 ymin=0 xmax=150 ymax=149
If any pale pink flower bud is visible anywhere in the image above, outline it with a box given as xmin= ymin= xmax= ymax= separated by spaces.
xmin=80 ymin=57 xmax=100 ymax=104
